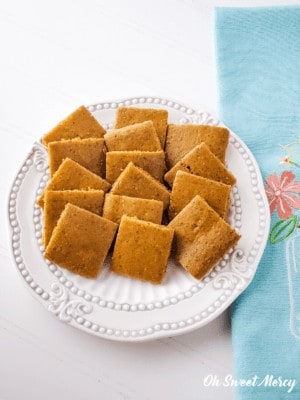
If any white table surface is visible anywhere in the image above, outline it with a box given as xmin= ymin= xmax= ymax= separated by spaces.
xmin=0 ymin=1 xmax=296 ymax=399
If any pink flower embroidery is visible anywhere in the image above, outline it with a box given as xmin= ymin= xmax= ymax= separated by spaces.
xmin=265 ymin=171 xmax=300 ymax=219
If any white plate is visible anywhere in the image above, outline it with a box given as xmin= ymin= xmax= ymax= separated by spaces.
xmin=7 ymin=97 xmax=270 ymax=342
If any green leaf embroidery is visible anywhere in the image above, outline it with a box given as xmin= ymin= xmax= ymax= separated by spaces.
xmin=270 ymin=215 xmax=298 ymax=244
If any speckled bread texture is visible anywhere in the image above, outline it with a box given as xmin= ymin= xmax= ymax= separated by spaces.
xmin=169 ymin=196 xmax=240 ymax=280
xmin=37 ymin=158 xmax=111 ymax=207
xmin=165 ymin=124 xmax=229 ymax=167
xmin=169 ymin=171 xmax=231 ymax=219
xmin=45 ymin=204 xmax=117 ymax=279
xmin=111 ymin=216 xmax=174 ymax=284
xmin=104 ymin=121 xmax=161 ymax=151
xmin=42 ymin=106 xmax=106 ymax=146
xmin=103 ymin=194 xmax=163 ymax=225
xmin=48 ymin=138 xmax=106 ymax=177
xmin=114 ymin=107 xmax=168 ymax=147
xmin=164 ymin=143 xmax=236 ymax=187
xmin=43 ymin=190 xmax=104 ymax=246
xmin=106 ymin=150 xmax=166 ymax=183
xmin=110 ymin=162 xmax=170 ymax=209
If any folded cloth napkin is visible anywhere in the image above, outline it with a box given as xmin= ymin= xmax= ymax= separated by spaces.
xmin=215 ymin=6 xmax=300 ymax=399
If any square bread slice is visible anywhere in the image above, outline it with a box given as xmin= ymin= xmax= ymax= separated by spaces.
xmin=103 ymin=194 xmax=163 ymax=225
xmin=164 ymin=143 xmax=236 ymax=187
xmin=169 ymin=196 xmax=240 ymax=280
xmin=106 ymin=150 xmax=166 ymax=183
xmin=104 ymin=121 xmax=161 ymax=151
xmin=43 ymin=190 xmax=104 ymax=246
xmin=111 ymin=216 xmax=174 ymax=284
xmin=48 ymin=138 xmax=106 ymax=177
xmin=42 ymin=106 xmax=106 ymax=146
xmin=165 ymin=124 xmax=229 ymax=167
xmin=114 ymin=107 xmax=168 ymax=147
xmin=37 ymin=158 xmax=111 ymax=207
xmin=110 ymin=162 xmax=170 ymax=209
xmin=45 ymin=204 xmax=117 ymax=279
xmin=169 ymin=171 xmax=231 ymax=219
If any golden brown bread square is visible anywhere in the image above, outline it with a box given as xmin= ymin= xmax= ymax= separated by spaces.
xmin=106 ymin=150 xmax=166 ymax=183
xmin=42 ymin=106 xmax=106 ymax=146
xmin=37 ymin=158 xmax=111 ymax=207
xmin=164 ymin=143 xmax=236 ymax=187
xmin=165 ymin=124 xmax=229 ymax=167
xmin=48 ymin=138 xmax=106 ymax=177
xmin=110 ymin=162 xmax=170 ymax=209
xmin=169 ymin=171 xmax=231 ymax=219
xmin=169 ymin=196 xmax=240 ymax=280
xmin=43 ymin=190 xmax=104 ymax=246
xmin=103 ymin=194 xmax=163 ymax=225
xmin=114 ymin=107 xmax=168 ymax=147
xmin=111 ymin=216 xmax=174 ymax=284
xmin=45 ymin=204 xmax=117 ymax=279
xmin=104 ymin=121 xmax=161 ymax=151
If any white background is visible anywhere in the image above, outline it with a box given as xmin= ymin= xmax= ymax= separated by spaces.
xmin=0 ymin=1 xmax=297 ymax=399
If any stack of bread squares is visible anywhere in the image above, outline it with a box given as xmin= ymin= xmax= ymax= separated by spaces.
xmin=38 ymin=104 xmax=240 ymax=284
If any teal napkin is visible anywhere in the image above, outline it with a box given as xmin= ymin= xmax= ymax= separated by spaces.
xmin=215 ymin=6 xmax=300 ymax=399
